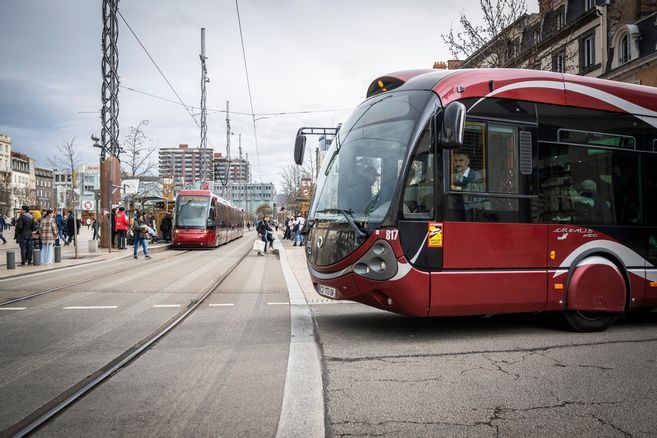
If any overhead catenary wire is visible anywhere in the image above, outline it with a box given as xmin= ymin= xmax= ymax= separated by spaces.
xmin=119 ymin=85 xmax=349 ymax=118
xmin=117 ymin=10 xmax=200 ymax=129
xmin=235 ymin=0 xmax=262 ymax=183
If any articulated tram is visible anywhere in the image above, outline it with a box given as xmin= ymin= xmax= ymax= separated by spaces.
xmin=295 ymin=68 xmax=657 ymax=331
xmin=172 ymin=190 xmax=244 ymax=248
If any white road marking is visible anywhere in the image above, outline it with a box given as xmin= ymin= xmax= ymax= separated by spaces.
xmin=0 ymin=307 xmax=27 ymax=311
xmin=208 ymin=303 xmax=234 ymax=307
xmin=276 ymin=243 xmax=324 ymax=438
xmin=267 ymin=302 xmax=289 ymax=305
xmin=63 ymin=306 xmax=118 ymax=310
xmin=153 ymin=304 xmax=181 ymax=308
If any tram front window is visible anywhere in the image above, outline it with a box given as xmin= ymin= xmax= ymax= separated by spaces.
xmin=311 ymin=90 xmax=436 ymax=227
xmin=175 ymin=196 xmax=210 ymax=228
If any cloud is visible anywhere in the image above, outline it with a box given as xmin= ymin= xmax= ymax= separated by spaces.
xmin=3 ymin=0 xmax=531 ymax=190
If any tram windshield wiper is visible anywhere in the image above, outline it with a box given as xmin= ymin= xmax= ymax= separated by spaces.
xmin=316 ymin=208 xmax=368 ymax=238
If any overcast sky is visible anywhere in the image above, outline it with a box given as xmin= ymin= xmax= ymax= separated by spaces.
xmin=0 ymin=0 xmax=538 ymax=190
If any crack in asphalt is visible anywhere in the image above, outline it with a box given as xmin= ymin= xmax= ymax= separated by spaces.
xmin=324 ymin=337 xmax=657 ymax=363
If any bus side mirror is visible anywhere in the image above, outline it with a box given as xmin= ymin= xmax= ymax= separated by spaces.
xmin=439 ymin=101 xmax=466 ymax=149
xmin=294 ymin=134 xmax=306 ymax=165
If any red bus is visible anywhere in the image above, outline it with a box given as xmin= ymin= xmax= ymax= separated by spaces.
xmin=294 ymin=69 xmax=657 ymax=331
xmin=172 ymin=190 xmax=244 ymax=248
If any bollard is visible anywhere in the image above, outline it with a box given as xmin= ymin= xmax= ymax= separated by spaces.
xmin=6 ymin=251 xmax=15 ymax=270
xmin=54 ymin=245 xmax=62 ymax=263
xmin=33 ymin=248 xmax=41 ymax=266
xmin=88 ymin=239 xmax=98 ymax=253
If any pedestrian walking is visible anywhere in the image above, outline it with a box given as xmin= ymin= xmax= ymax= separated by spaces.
xmin=132 ymin=212 xmax=151 ymax=259
xmin=55 ymin=209 xmax=65 ymax=246
xmin=256 ymin=215 xmax=275 ymax=255
xmin=39 ymin=210 xmax=58 ymax=265
xmin=160 ymin=213 xmax=172 ymax=243
xmin=0 ymin=214 xmax=7 ymax=244
xmin=92 ymin=218 xmax=100 ymax=240
xmin=86 ymin=217 xmax=91 ymax=229
xmin=65 ymin=212 xmax=75 ymax=245
xmin=293 ymin=213 xmax=306 ymax=246
xmin=14 ymin=205 xmax=35 ymax=266
xmin=114 ymin=206 xmax=129 ymax=249
xmin=32 ymin=210 xmax=42 ymax=252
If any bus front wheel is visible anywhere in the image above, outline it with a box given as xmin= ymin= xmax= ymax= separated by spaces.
xmin=562 ymin=310 xmax=620 ymax=332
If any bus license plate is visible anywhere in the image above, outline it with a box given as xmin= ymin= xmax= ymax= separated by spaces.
xmin=318 ymin=284 xmax=337 ymax=299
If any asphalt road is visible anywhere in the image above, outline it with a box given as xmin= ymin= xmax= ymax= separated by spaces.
xmin=3 ymin=233 xmax=657 ymax=437
xmin=314 ymin=304 xmax=657 ymax=437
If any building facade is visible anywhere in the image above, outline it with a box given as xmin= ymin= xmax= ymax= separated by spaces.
xmin=10 ymin=151 xmax=35 ymax=212
xmin=159 ymin=144 xmax=214 ymax=191
xmin=35 ymin=167 xmax=55 ymax=210
xmin=461 ymin=0 xmax=657 ymax=85
xmin=215 ymin=182 xmax=275 ymax=216
xmin=213 ymin=153 xmax=251 ymax=185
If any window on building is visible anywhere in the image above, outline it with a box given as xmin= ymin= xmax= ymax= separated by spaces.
xmin=552 ymin=49 xmax=566 ymax=72
xmin=619 ymin=33 xmax=630 ymax=64
xmin=556 ymin=8 xmax=565 ymax=30
xmin=583 ymin=0 xmax=594 ymax=11
xmin=580 ymin=33 xmax=595 ymax=71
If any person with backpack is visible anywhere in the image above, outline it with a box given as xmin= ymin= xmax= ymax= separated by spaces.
xmin=14 ymin=205 xmax=35 ymax=266
xmin=256 ymin=215 xmax=274 ymax=255
xmin=132 ymin=211 xmax=151 ymax=260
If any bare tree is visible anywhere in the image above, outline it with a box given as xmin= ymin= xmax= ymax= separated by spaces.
xmin=49 ymin=137 xmax=83 ymax=258
xmin=255 ymin=203 xmax=272 ymax=219
xmin=11 ymin=186 xmax=30 ymax=210
xmin=441 ymin=0 xmax=528 ymax=67
xmin=280 ymin=164 xmax=305 ymax=213
xmin=121 ymin=120 xmax=157 ymax=178
xmin=0 ymin=172 xmax=11 ymax=215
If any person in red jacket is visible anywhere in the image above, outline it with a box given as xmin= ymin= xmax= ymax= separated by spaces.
xmin=114 ymin=206 xmax=130 ymax=249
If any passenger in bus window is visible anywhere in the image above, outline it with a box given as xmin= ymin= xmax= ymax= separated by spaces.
xmin=351 ymin=165 xmax=380 ymax=213
xmin=572 ymin=179 xmax=612 ymax=224
xmin=452 ymin=150 xmax=483 ymax=192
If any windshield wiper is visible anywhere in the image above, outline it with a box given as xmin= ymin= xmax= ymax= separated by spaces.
xmin=316 ymin=208 xmax=368 ymax=239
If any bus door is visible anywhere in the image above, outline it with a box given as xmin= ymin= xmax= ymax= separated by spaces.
xmin=430 ymin=121 xmax=548 ymax=316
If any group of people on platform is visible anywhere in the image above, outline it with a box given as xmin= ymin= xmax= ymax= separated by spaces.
xmin=283 ymin=214 xmax=306 ymax=246
xmin=10 ymin=205 xmax=82 ymax=266
xmin=5 ymin=205 xmax=175 ymax=266
xmin=255 ymin=213 xmax=306 ymax=255
xmin=109 ymin=208 xmax=173 ymax=259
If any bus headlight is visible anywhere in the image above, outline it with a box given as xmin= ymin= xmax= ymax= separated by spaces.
xmin=353 ymin=239 xmax=397 ymax=280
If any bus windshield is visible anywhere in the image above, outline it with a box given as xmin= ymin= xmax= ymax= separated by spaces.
xmin=175 ymin=196 xmax=210 ymax=228
xmin=310 ymin=90 xmax=436 ymax=227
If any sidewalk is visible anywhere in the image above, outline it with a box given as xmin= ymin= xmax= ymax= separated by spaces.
xmin=273 ymin=231 xmax=329 ymax=304
xmin=0 ymin=226 xmax=170 ymax=279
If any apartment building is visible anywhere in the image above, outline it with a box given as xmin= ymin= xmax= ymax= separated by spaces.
xmin=461 ymin=0 xmax=657 ymax=85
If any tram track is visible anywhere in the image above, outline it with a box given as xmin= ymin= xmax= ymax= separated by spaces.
xmin=0 ymin=250 xmax=191 ymax=308
xmin=0 ymin=237 xmax=254 ymax=438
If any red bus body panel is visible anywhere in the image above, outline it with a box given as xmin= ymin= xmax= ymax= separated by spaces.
xmin=306 ymin=69 xmax=657 ymax=320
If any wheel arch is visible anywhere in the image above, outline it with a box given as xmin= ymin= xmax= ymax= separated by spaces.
xmin=563 ymin=248 xmax=631 ymax=311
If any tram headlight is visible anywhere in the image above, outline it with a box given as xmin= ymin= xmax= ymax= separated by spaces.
xmin=352 ymin=239 xmax=397 ymax=281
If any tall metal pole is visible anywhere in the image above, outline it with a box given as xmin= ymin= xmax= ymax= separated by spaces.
xmin=101 ymin=0 xmax=120 ymax=158
xmin=199 ymin=27 xmax=209 ymax=187
xmin=100 ymin=0 xmax=120 ymax=253
xmin=224 ymin=101 xmax=232 ymax=200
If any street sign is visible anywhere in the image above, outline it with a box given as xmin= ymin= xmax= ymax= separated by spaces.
xmin=82 ymin=200 xmax=95 ymax=210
